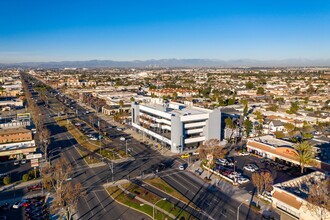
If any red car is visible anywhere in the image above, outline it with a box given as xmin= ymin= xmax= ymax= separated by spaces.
xmin=27 ymin=183 xmax=42 ymax=192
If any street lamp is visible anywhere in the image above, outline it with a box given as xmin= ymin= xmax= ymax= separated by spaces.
xmin=153 ymin=198 xmax=166 ymax=220
xmin=237 ymin=200 xmax=249 ymax=220
xmin=234 ymin=161 xmax=237 ymax=173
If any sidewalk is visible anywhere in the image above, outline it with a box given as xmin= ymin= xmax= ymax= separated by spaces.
xmin=187 ymin=160 xmax=280 ymax=219
xmin=0 ymin=178 xmax=41 ymax=193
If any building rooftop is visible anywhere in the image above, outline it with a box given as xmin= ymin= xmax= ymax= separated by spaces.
xmin=143 ymin=102 xmax=210 ymax=116
xmin=250 ymin=135 xmax=294 ymax=148
xmin=273 ymin=171 xmax=328 ymax=201
xmin=0 ymin=127 xmax=31 ymax=135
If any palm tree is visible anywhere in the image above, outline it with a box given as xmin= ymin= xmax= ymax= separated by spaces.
xmin=255 ymin=110 xmax=264 ymax=136
xmin=0 ymin=86 xmax=5 ymax=96
xmin=225 ymin=117 xmax=236 ymax=143
xmin=294 ymin=141 xmax=315 ymax=173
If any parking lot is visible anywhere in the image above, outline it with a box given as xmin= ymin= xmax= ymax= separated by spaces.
xmin=0 ymin=195 xmax=49 ymax=220
xmin=211 ymin=154 xmax=309 ymax=194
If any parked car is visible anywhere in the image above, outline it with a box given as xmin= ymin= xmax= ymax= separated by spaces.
xmin=216 ymin=158 xmax=227 ymax=165
xmin=238 ymin=177 xmax=250 ymax=184
xmin=179 ymin=164 xmax=185 ymax=171
xmin=14 ymin=160 xmax=20 ymax=165
xmin=21 ymin=159 xmax=27 ymax=164
xmin=120 ymin=137 xmax=126 ymax=141
xmin=27 ymin=183 xmax=42 ymax=192
xmin=228 ymin=172 xmax=241 ymax=179
xmin=239 ymin=151 xmax=250 ymax=156
xmin=90 ymin=137 xmax=97 ymax=141
xmin=243 ymin=164 xmax=259 ymax=172
xmin=180 ymin=153 xmax=190 ymax=159
xmin=225 ymin=158 xmax=235 ymax=167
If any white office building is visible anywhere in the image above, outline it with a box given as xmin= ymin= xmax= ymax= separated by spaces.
xmin=131 ymin=99 xmax=222 ymax=153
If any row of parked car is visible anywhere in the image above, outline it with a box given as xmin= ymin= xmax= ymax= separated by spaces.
xmin=73 ymin=121 xmax=99 ymax=141
xmin=214 ymin=158 xmax=250 ymax=185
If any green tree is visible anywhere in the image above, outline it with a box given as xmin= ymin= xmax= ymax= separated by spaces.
xmin=130 ymin=97 xmax=135 ymax=102
xmin=172 ymin=92 xmax=178 ymax=100
xmin=287 ymin=101 xmax=299 ymax=114
xmin=225 ymin=117 xmax=236 ymax=142
xmin=3 ymin=176 xmax=10 ymax=185
xmin=218 ymin=97 xmax=226 ymax=106
xmin=241 ymin=100 xmax=249 ymax=117
xmin=227 ymin=98 xmax=235 ymax=105
xmin=118 ymin=100 xmax=124 ymax=108
xmin=274 ymin=131 xmax=285 ymax=139
xmin=266 ymin=104 xmax=279 ymax=112
xmin=256 ymin=87 xmax=265 ymax=95
xmin=244 ymin=119 xmax=253 ymax=138
xmin=255 ymin=111 xmax=264 ymax=136
xmin=22 ymin=174 xmax=30 ymax=182
xmin=245 ymin=81 xmax=254 ymax=89
xmin=294 ymin=141 xmax=315 ymax=173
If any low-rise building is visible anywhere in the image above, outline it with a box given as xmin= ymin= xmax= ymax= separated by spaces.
xmin=0 ymin=128 xmax=32 ymax=143
xmin=246 ymin=135 xmax=330 ymax=173
xmin=271 ymin=171 xmax=329 ymax=220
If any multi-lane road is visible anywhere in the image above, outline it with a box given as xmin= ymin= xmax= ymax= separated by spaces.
xmin=20 ymin=74 xmax=262 ymax=220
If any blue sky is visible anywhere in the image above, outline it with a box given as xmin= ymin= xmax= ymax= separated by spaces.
xmin=1 ymin=0 xmax=330 ymax=63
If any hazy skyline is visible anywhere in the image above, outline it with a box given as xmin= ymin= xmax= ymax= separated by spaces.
xmin=1 ymin=0 xmax=330 ymax=63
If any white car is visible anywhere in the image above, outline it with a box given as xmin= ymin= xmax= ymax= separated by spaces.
xmin=12 ymin=201 xmax=20 ymax=209
xmin=239 ymin=151 xmax=250 ymax=156
xmin=228 ymin=172 xmax=241 ymax=179
xmin=216 ymin=158 xmax=227 ymax=165
xmin=21 ymin=159 xmax=26 ymax=164
xmin=14 ymin=160 xmax=20 ymax=165
xmin=90 ymin=137 xmax=97 ymax=141
xmin=120 ymin=137 xmax=126 ymax=141
xmin=179 ymin=165 xmax=185 ymax=171
xmin=238 ymin=177 xmax=250 ymax=184
xmin=243 ymin=164 xmax=258 ymax=172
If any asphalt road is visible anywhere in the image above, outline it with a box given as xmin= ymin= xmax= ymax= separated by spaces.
xmin=158 ymin=169 xmax=261 ymax=220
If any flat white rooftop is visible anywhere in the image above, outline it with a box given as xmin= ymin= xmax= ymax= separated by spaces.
xmin=251 ymin=135 xmax=294 ymax=148
xmin=142 ymin=103 xmax=209 ymax=116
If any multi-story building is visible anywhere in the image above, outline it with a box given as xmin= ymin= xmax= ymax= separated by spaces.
xmin=131 ymin=99 xmax=222 ymax=153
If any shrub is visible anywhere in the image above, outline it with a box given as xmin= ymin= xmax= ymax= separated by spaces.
xmin=28 ymin=169 xmax=39 ymax=179
xmin=274 ymin=131 xmax=285 ymax=139
xmin=22 ymin=174 xmax=30 ymax=182
xmin=3 ymin=176 xmax=10 ymax=185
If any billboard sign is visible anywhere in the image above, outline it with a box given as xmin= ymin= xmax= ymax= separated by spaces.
xmin=26 ymin=153 xmax=42 ymax=160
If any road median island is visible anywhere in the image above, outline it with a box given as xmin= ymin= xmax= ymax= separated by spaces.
xmin=144 ymin=177 xmax=192 ymax=205
xmin=54 ymin=117 xmax=103 ymax=165
xmin=106 ymin=183 xmax=195 ymax=220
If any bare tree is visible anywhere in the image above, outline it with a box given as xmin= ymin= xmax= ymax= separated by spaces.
xmin=306 ymin=179 xmax=330 ymax=220
xmin=252 ymin=171 xmax=274 ymax=195
xmin=198 ymin=139 xmax=226 ymax=161
xmin=51 ymin=182 xmax=85 ymax=220
xmin=252 ymin=172 xmax=264 ymax=195
xmin=41 ymin=158 xmax=73 ymax=192
xmin=40 ymin=127 xmax=51 ymax=161
xmin=41 ymin=158 xmax=84 ymax=220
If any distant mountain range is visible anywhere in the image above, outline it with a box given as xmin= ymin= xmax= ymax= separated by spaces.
xmin=1 ymin=58 xmax=330 ymax=68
